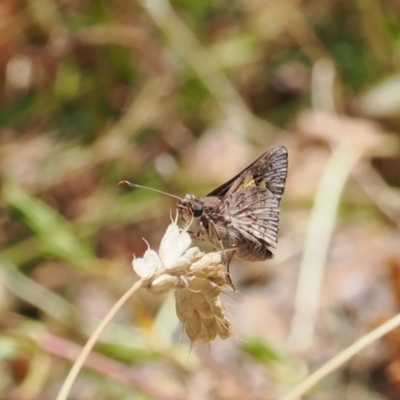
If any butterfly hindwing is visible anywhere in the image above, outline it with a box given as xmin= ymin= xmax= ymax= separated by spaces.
xmin=226 ymin=186 xmax=280 ymax=249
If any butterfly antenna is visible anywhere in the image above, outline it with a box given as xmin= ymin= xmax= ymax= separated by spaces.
xmin=118 ymin=180 xmax=182 ymax=201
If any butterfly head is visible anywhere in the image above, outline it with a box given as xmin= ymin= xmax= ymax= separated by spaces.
xmin=177 ymin=194 xmax=204 ymax=221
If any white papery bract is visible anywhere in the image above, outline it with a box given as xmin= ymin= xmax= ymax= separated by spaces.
xmin=131 ymin=222 xmax=233 ymax=343
xmin=132 ymin=249 xmax=161 ymax=278
xmin=159 ymin=223 xmax=192 ymax=269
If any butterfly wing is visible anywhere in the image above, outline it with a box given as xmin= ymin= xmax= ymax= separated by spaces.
xmin=207 ymin=146 xmax=288 ymax=199
xmin=222 ymin=147 xmax=288 ymax=255
xmin=226 ymin=187 xmax=281 ymax=251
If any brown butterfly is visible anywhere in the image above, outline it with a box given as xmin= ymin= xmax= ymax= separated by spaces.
xmin=177 ymin=146 xmax=288 ymax=262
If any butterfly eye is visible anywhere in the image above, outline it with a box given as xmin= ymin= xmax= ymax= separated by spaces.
xmin=192 ymin=203 xmax=203 ymax=217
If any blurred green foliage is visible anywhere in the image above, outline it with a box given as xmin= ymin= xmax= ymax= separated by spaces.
xmin=0 ymin=0 xmax=400 ymax=399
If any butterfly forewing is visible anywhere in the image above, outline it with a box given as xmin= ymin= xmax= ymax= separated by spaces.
xmin=207 ymin=146 xmax=288 ymax=199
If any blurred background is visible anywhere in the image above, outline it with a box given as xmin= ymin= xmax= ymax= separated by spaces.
xmin=1 ymin=0 xmax=400 ymax=399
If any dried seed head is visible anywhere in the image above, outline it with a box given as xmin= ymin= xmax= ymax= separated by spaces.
xmin=175 ymin=287 xmax=232 ymax=343
xmin=131 ymin=221 xmax=233 ymax=343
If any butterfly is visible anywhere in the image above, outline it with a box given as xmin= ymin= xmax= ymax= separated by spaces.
xmin=176 ymin=146 xmax=288 ymax=262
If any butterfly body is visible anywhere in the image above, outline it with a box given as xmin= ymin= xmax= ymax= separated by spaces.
xmin=177 ymin=146 xmax=288 ymax=262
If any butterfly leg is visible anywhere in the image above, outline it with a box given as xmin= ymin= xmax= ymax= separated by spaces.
xmin=225 ymin=248 xmax=237 ymax=291
xmin=207 ymin=218 xmax=237 ymax=291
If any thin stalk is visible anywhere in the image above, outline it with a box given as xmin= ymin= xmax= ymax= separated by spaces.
xmin=56 ymin=278 xmax=145 ymax=400
xmin=287 ymin=140 xmax=368 ymax=352
xmin=282 ymin=312 xmax=400 ymax=400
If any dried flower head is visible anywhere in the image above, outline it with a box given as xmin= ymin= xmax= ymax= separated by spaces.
xmin=132 ymin=219 xmax=233 ymax=343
